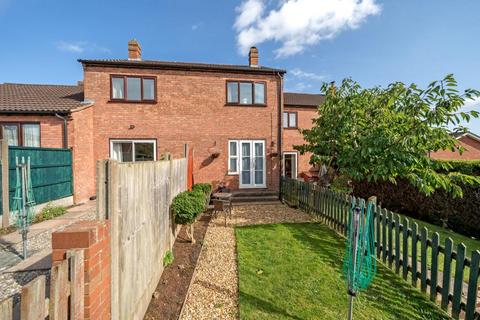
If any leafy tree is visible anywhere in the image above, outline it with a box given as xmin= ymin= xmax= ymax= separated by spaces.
xmin=295 ymin=75 xmax=480 ymax=197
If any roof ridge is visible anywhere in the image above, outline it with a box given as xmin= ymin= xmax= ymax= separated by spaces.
xmin=1 ymin=83 xmax=80 ymax=87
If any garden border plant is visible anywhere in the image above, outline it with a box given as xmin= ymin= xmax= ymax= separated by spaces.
xmin=171 ymin=183 xmax=212 ymax=244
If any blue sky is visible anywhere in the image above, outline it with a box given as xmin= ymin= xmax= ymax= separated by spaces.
xmin=1 ymin=0 xmax=479 ymax=132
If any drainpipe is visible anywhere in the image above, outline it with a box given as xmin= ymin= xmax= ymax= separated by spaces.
xmin=276 ymin=71 xmax=284 ymax=197
xmin=55 ymin=113 xmax=68 ymax=149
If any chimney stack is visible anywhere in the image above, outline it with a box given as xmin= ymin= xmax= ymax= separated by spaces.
xmin=249 ymin=47 xmax=259 ymax=67
xmin=128 ymin=39 xmax=142 ymax=61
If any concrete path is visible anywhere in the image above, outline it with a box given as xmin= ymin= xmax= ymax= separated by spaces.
xmin=0 ymin=200 xmax=97 ymax=302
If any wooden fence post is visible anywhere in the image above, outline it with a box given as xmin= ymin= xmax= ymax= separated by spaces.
xmin=465 ymin=250 xmax=480 ymax=320
xmin=49 ymin=259 xmax=69 ymax=320
xmin=1 ymin=140 xmax=9 ymax=228
xmin=96 ymin=159 xmax=108 ymax=220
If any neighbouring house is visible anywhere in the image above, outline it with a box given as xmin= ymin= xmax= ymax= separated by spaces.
xmin=429 ymin=131 xmax=480 ymax=160
xmin=282 ymin=92 xmax=324 ymax=180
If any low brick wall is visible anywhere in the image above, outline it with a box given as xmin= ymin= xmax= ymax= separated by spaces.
xmin=52 ymin=220 xmax=111 ymax=320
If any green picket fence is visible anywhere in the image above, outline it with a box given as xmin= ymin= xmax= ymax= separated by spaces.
xmin=8 ymin=146 xmax=73 ymax=207
xmin=280 ymin=177 xmax=480 ymax=320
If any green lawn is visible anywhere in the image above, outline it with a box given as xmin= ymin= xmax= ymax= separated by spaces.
xmin=236 ymin=223 xmax=451 ymax=320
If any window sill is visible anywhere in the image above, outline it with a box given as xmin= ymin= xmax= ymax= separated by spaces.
xmin=227 ymin=172 xmax=239 ymax=176
xmin=284 ymin=127 xmax=299 ymax=130
xmin=225 ymin=103 xmax=267 ymax=108
xmin=108 ymin=100 xmax=157 ymax=104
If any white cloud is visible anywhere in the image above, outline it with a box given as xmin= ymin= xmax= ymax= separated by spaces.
xmin=56 ymin=41 xmax=110 ymax=54
xmin=290 ymin=68 xmax=326 ymax=81
xmin=57 ymin=41 xmax=87 ymax=53
xmin=292 ymin=82 xmax=313 ymax=91
xmin=462 ymin=97 xmax=480 ymax=111
xmin=234 ymin=0 xmax=381 ymax=58
xmin=191 ymin=22 xmax=203 ymax=31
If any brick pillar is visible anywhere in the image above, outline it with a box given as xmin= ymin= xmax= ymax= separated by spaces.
xmin=52 ymin=220 xmax=111 ymax=320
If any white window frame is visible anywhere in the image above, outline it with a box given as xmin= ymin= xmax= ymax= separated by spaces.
xmin=282 ymin=152 xmax=298 ymax=179
xmin=228 ymin=140 xmax=239 ymax=175
xmin=110 ymin=139 xmax=157 ymax=162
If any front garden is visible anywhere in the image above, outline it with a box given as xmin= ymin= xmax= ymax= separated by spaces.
xmin=236 ymin=222 xmax=451 ymax=320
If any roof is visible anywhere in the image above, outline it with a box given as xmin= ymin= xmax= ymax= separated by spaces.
xmin=284 ymin=92 xmax=325 ymax=107
xmin=0 ymin=83 xmax=84 ymax=114
xmin=78 ymin=59 xmax=286 ymax=75
xmin=454 ymin=131 xmax=480 ymax=143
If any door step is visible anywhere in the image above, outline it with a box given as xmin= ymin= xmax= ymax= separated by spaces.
xmin=231 ymin=190 xmax=279 ymax=204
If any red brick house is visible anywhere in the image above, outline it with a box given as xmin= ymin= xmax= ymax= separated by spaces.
xmin=282 ymin=92 xmax=324 ymax=179
xmin=429 ymin=132 xmax=480 ymax=160
xmin=1 ymin=40 xmax=287 ymax=203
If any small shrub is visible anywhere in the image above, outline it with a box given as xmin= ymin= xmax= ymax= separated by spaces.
xmin=34 ymin=203 xmax=67 ymax=223
xmin=171 ymin=191 xmax=205 ymax=225
xmin=163 ymin=250 xmax=174 ymax=267
xmin=171 ymin=190 xmax=206 ymax=243
xmin=192 ymin=183 xmax=213 ymax=196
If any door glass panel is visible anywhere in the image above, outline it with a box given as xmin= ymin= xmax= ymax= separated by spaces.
xmin=134 ymin=142 xmax=154 ymax=161
xmin=241 ymin=142 xmax=251 ymax=185
xmin=255 ymin=171 xmax=263 ymax=184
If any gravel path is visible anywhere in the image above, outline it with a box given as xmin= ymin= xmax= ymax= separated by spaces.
xmin=180 ymin=203 xmax=314 ymax=320
xmin=0 ymin=202 xmax=97 ymax=302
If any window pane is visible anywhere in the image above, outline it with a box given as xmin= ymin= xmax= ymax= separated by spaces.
xmin=239 ymin=82 xmax=252 ymax=104
xmin=3 ymin=125 xmax=18 ymax=146
xmin=112 ymin=77 xmax=124 ymax=99
xmin=143 ymin=79 xmax=155 ymax=100
xmin=229 ymin=158 xmax=237 ymax=173
xmin=134 ymin=142 xmax=155 ymax=161
xmin=283 ymin=112 xmax=289 ymax=128
xmin=227 ymin=82 xmax=238 ymax=103
xmin=289 ymin=113 xmax=297 ymax=127
xmin=254 ymin=171 xmax=263 ymax=184
xmin=22 ymin=124 xmax=40 ymax=147
xmin=229 ymin=141 xmax=237 ymax=156
xmin=127 ymin=77 xmax=141 ymax=101
xmin=254 ymin=83 xmax=265 ymax=104
xmin=112 ymin=142 xmax=133 ymax=162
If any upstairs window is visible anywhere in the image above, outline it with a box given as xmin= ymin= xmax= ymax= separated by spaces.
xmin=226 ymin=81 xmax=266 ymax=105
xmin=283 ymin=112 xmax=297 ymax=128
xmin=110 ymin=75 xmax=156 ymax=102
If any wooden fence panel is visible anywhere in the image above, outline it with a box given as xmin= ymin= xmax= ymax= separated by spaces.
xmin=412 ymin=222 xmax=419 ymax=287
xmin=452 ymin=243 xmax=466 ymax=318
xmin=441 ymin=237 xmax=453 ymax=311
xmin=104 ymin=158 xmax=187 ymax=320
xmin=395 ymin=214 xmax=401 ymax=273
xmin=465 ymin=250 xmax=480 ymax=320
xmin=430 ymin=232 xmax=440 ymax=302
xmin=20 ymin=275 xmax=46 ymax=320
xmin=420 ymin=227 xmax=428 ymax=293
xmin=402 ymin=217 xmax=409 ymax=280
xmin=0 ymin=297 xmax=12 ymax=320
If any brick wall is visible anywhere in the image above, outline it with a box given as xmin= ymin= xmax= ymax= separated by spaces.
xmin=430 ymin=135 xmax=480 ymax=160
xmin=52 ymin=220 xmax=111 ymax=320
xmin=0 ymin=114 xmax=64 ymax=148
xmin=82 ymin=66 xmax=282 ymax=191
xmin=69 ymin=106 xmax=95 ymax=203
xmin=282 ymin=106 xmax=317 ymax=176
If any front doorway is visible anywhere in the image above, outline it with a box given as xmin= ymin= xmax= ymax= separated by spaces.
xmin=239 ymin=140 xmax=266 ymax=188
xmin=283 ymin=152 xmax=298 ymax=179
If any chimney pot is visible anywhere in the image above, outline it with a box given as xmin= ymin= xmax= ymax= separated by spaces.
xmin=128 ymin=39 xmax=142 ymax=61
xmin=249 ymin=46 xmax=259 ymax=67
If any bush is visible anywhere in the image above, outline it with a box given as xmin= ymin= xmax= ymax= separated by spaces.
xmin=34 ymin=203 xmax=67 ymax=223
xmin=435 ymin=159 xmax=480 ymax=176
xmin=352 ymin=179 xmax=480 ymax=238
xmin=171 ymin=190 xmax=205 ymax=225
xmin=192 ymin=183 xmax=213 ymax=196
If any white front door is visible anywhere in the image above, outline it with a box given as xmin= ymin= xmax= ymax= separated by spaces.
xmin=239 ymin=140 xmax=266 ymax=188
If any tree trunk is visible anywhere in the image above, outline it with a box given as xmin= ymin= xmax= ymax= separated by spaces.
xmin=186 ymin=223 xmax=195 ymax=244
